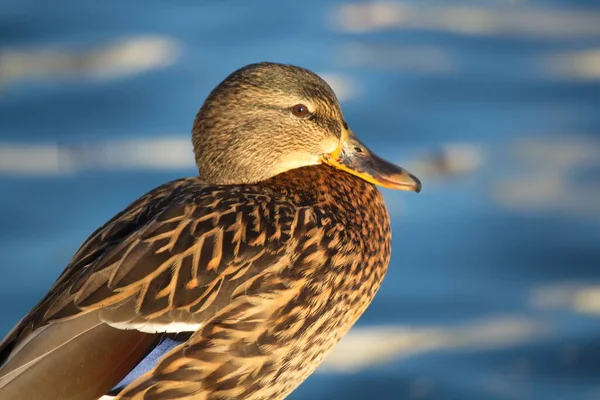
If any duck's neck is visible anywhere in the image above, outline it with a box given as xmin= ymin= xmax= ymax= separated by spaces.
xmin=262 ymin=164 xmax=387 ymax=218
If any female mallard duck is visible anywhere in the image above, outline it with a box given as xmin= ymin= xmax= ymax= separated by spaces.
xmin=0 ymin=62 xmax=420 ymax=400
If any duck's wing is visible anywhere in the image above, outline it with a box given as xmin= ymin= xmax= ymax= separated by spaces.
xmin=0 ymin=178 xmax=194 ymax=400
xmin=0 ymin=178 xmax=311 ymax=400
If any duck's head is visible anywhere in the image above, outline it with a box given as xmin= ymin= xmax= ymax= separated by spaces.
xmin=192 ymin=62 xmax=421 ymax=193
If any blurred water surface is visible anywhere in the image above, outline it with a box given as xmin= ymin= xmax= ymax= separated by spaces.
xmin=1 ymin=1 xmax=599 ymax=399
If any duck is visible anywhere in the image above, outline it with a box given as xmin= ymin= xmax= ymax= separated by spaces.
xmin=0 ymin=62 xmax=420 ymax=400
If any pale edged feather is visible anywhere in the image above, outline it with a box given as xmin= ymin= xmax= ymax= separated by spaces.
xmin=0 ymin=176 xmax=304 ymax=399
xmin=106 ymin=320 xmax=203 ymax=334
xmin=0 ymin=311 xmax=157 ymax=400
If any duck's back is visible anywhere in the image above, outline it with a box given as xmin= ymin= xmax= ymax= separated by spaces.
xmin=0 ymin=165 xmax=391 ymax=400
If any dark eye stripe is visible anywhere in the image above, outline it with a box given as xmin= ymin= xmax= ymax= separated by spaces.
xmin=255 ymin=105 xmax=341 ymax=138
xmin=312 ymin=115 xmax=341 ymax=138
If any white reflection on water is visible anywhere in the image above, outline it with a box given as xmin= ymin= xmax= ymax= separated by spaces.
xmin=411 ymin=144 xmax=484 ymax=180
xmin=532 ymin=283 xmax=600 ymax=315
xmin=319 ymin=72 xmax=358 ymax=102
xmin=542 ymin=49 xmax=600 ymax=80
xmin=331 ymin=2 xmax=600 ymax=38
xmin=0 ymin=35 xmax=181 ymax=88
xmin=0 ymin=137 xmax=194 ymax=175
xmin=319 ymin=316 xmax=546 ymax=373
xmin=492 ymin=136 xmax=600 ymax=217
xmin=339 ymin=43 xmax=455 ymax=75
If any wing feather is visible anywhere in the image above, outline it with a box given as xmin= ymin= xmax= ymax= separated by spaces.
xmin=1 ymin=176 xmax=308 ymax=399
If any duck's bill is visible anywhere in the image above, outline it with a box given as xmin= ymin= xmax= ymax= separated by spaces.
xmin=322 ymin=132 xmax=421 ymax=193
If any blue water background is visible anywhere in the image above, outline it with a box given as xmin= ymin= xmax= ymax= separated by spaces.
xmin=1 ymin=1 xmax=599 ymax=399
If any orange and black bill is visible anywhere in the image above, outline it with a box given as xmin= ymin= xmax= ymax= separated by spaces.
xmin=322 ymin=130 xmax=421 ymax=193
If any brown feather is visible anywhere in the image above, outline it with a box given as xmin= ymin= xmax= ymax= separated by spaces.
xmin=113 ymin=164 xmax=390 ymax=400
xmin=0 ymin=312 xmax=158 ymax=400
xmin=0 ymin=164 xmax=389 ymax=400
xmin=0 ymin=62 xmax=402 ymax=400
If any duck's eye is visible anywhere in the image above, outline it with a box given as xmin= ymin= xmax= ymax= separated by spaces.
xmin=291 ymin=104 xmax=309 ymax=118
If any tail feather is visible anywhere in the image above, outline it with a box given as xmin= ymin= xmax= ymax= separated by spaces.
xmin=0 ymin=312 xmax=157 ymax=400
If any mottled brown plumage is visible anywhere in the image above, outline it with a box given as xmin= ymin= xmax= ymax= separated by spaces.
xmin=0 ymin=62 xmax=420 ymax=400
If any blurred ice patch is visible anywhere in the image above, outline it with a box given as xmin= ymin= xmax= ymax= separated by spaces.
xmin=319 ymin=316 xmax=545 ymax=373
xmin=531 ymin=283 xmax=600 ymax=315
xmin=339 ymin=43 xmax=454 ymax=75
xmin=0 ymin=143 xmax=74 ymax=176
xmin=542 ymin=49 xmax=600 ymax=80
xmin=492 ymin=136 xmax=600 ymax=216
xmin=514 ymin=137 xmax=600 ymax=170
xmin=0 ymin=137 xmax=194 ymax=175
xmin=319 ymin=72 xmax=358 ymax=102
xmin=0 ymin=35 xmax=181 ymax=87
xmin=331 ymin=2 xmax=600 ymax=38
xmin=493 ymin=174 xmax=600 ymax=216
xmin=411 ymin=143 xmax=484 ymax=180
